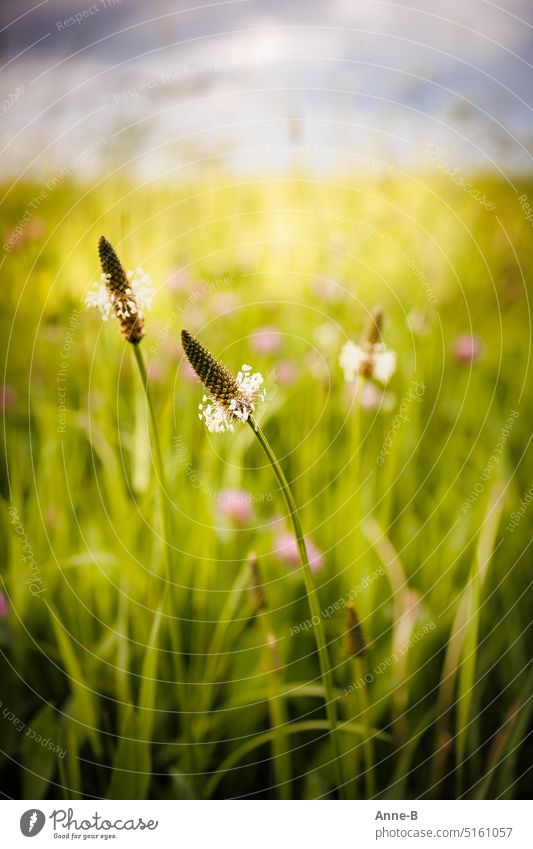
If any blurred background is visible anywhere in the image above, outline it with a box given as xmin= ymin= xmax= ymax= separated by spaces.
xmin=1 ymin=0 xmax=533 ymax=178
xmin=0 ymin=0 xmax=531 ymax=801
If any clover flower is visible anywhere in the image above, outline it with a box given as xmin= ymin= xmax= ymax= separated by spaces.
xmin=217 ymin=488 xmax=253 ymax=525
xmin=250 ymin=325 xmax=281 ymax=353
xmin=0 ymin=592 xmax=9 ymax=620
xmin=453 ymin=333 xmax=483 ymax=365
xmin=273 ymin=531 xmax=324 ymax=574
xmin=0 ymin=385 xmax=16 ymax=411
xmin=85 ymin=237 xmax=154 ymax=343
xmin=181 ymin=330 xmax=266 ymax=433
xmin=339 ymin=305 xmax=396 ymax=385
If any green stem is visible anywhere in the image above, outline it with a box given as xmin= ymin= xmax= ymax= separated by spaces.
xmin=353 ymin=377 xmax=364 ymax=579
xmin=353 ymin=656 xmax=376 ymax=798
xmin=132 ymin=344 xmax=171 ymax=579
xmin=256 ymin=609 xmax=292 ymax=799
xmin=132 ymin=346 xmax=188 ymax=744
xmin=350 ymin=381 xmax=376 ymax=797
xmin=248 ymin=416 xmax=346 ymax=798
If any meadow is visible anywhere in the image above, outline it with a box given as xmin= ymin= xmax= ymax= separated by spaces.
xmin=0 ymin=172 xmax=531 ymax=800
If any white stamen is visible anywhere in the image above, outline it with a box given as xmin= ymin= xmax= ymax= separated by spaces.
xmin=339 ymin=340 xmax=396 ymax=385
xmin=198 ymin=363 xmax=266 ymax=433
xmin=85 ymin=267 xmax=154 ymax=321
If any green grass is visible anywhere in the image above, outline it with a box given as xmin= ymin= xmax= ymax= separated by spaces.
xmin=0 ymin=172 xmax=531 ymax=799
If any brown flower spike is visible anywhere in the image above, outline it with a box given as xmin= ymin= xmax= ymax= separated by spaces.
xmin=98 ymin=236 xmax=145 ymax=344
xmin=358 ymin=305 xmax=384 ymax=378
xmin=339 ymin=304 xmax=396 ymax=385
xmin=181 ymin=330 xmax=240 ymax=408
xmin=362 ymin=305 xmax=384 ymax=348
xmin=181 ymin=330 xmax=266 ymax=432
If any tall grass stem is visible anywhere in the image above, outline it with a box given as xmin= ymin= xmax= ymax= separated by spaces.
xmin=132 ymin=346 xmax=189 ymax=756
xmin=248 ymin=415 xmax=346 ymax=798
xmin=353 ymin=656 xmax=376 ymax=797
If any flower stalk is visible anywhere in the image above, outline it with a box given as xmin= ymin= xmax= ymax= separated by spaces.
xmin=132 ymin=345 xmax=188 ymax=741
xmin=89 ymin=238 xmax=185 ymax=727
xmin=339 ymin=305 xmax=396 ymax=385
xmin=249 ymin=553 xmax=292 ymax=799
xmin=181 ymin=329 xmax=346 ymax=796
xmin=345 ymin=603 xmax=375 ymax=798
xmin=91 ymin=237 xmax=171 ymax=581
xmin=132 ymin=346 xmax=172 ymax=578
xmin=248 ymin=416 xmax=346 ymax=797
xmin=91 ymin=236 xmax=152 ymax=343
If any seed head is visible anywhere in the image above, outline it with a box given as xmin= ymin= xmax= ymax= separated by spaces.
xmin=339 ymin=305 xmax=396 ymax=385
xmin=98 ymin=236 xmax=128 ymax=294
xmin=362 ymin=305 xmax=384 ymax=348
xmin=345 ymin=602 xmax=368 ymax=657
xmin=181 ymin=330 xmax=266 ymax=432
xmin=182 ymin=329 xmax=240 ymax=408
xmin=87 ymin=236 xmax=149 ymax=344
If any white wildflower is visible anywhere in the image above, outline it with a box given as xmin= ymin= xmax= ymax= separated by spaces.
xmin=198 ymin=364 xmax=266 ymax=433
xmin=85 ymin=274 xmax=113 ymax=320
xmin=339 ymin=341 xmax=366 ymax=382
xmin=373 ymin=347 xmax=397 ymax=383
xmin=198 ymin=396 xmax=234 ymax=433
xmin=127 ymin=267 xmax=155 ymax=313
xmin=339 ymin=340 xmax=396 ymax=385
xmin=85 ymin=267 xmax=154 ymax=320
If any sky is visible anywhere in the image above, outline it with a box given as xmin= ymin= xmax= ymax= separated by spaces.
xmin=1 ymin=0 xmax=532 ymax=179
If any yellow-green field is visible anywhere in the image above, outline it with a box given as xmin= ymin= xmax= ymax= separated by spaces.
xmin=0 ymin=173 xmax=531 ymax=799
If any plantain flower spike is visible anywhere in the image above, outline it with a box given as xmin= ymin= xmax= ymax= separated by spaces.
xmin=181 ymin=329 xmax=266 ymax=433
xmin=85 ymin=236 xmax=154 ymax=344
xmin=362 ymin=305 xmax=384 ymax=348
xmin=339 ymin=304 xmax=396 ymax=384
